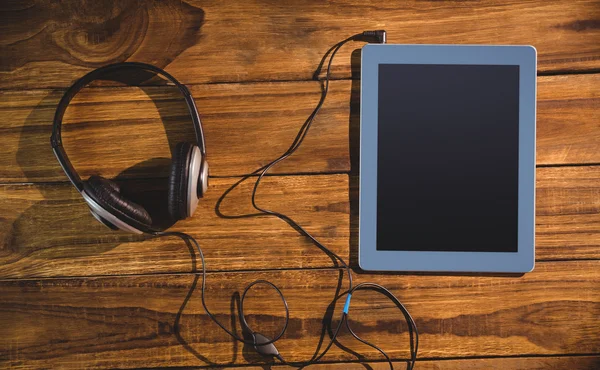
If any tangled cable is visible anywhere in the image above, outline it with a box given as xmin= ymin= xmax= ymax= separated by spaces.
xmin=155 ymin=32 xmax=418 ymax=369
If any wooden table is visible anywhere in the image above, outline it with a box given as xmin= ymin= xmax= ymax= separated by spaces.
xmin=1 ymin=1 xmax=599 ymax=369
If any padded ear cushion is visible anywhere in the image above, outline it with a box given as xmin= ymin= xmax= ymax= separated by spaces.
xmin=168 ymin=142 xmax=193 ymax=221
xmin=84 ymin=175 xmax=152 ymax=229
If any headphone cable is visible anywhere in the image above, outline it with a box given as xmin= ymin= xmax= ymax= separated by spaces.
xmin=155 ymin=31 xmax=418 ymax=369
xmin=245 ymin=31 xmax=417 ymax=369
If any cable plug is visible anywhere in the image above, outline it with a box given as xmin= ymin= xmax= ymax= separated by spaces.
xmin=359 ymin=30 xmax=387 ymax=44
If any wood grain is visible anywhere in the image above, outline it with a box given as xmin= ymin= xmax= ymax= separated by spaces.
xmin=537 ymin=74 xmax=600 ymax=165
xmin=536 ymin=166 xmax=600 ymax=260
xmin=0 ymin=175 xmax=350 ymax=278
xmin=0 ymin=167 xmax=598 ymax=279
xmin=0 ymin=74 xmax=598 ymax=183
xmin=1 ymin=0 xmax=600 ymax=90
xmin=1 ymin=2 xmax=598 ymax=368
xmin=0 ymin=261 xmax=598 ymax=368
xmin=266 ymin=356 xmax=600 ymax=370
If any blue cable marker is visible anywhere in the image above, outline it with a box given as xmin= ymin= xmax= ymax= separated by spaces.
xmin=343 ymin=293 xmax=352 ymax=314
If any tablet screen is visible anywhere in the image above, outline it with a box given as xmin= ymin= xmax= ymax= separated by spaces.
xmin=377 ymin=64 xmax=520 ymax=252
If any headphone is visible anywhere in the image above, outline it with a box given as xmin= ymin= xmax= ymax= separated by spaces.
xmin=51 ymin=62 xmax=209 ymax=234
xmin=50 ymin=31 xmax=418 ymax=369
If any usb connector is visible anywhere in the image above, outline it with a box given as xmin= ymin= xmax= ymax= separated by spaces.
xmin=358 ymin=30 xmax=387 ymax=44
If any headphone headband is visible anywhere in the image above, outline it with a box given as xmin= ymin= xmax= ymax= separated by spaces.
xmin=50 ymin=62 xmax=206 ymax=191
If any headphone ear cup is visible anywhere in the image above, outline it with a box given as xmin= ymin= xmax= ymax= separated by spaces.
xmin=83 ymin=175 xmax=152 ymax=231
xmin=168 ymin=142 xmax=194 ymax=221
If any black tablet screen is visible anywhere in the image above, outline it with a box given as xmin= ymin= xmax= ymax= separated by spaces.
xmin=377 ymin=64 xmax=519 ymax=252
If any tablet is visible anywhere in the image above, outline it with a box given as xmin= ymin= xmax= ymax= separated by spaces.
xmin=359 ymin=44 xmax=536 ymax=273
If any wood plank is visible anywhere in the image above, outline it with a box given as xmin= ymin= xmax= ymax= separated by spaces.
xmin=1 ymin=74 xmax=598 ymax=183
xmin=0 ymin=80 xmax=352 ymax=182
xmin=536 ymin=166 xmax=600 ymax=260
xmin=0 ymin=175 xmax=350 ymax=279
xmin=0 ymin=261 xmax=598 ymax=368
xmin=537 ymin=74 xmax=600 ymax=165
xmin=1 ymin=0 xmax=600 ymax=90
xmin=0 ymin=167 xmax=599 ymax=279
xmin=5 ymin=356 xmax=596 ymax=370
xmin=267 ymin=356 xmax=600 ymax=370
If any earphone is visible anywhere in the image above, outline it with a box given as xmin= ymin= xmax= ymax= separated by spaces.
xmin=50 ymin=62 xmax=209 ymax=234
xmin=51 ymin=31 xmax=418 ymax=369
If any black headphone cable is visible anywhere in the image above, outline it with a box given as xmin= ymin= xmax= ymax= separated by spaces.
xmin=154 ymin=30 xmax=418 ymax=369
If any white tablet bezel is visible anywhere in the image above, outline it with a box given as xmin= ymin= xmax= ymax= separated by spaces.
xmin=359 ymin=44 xmax=537 ymax=273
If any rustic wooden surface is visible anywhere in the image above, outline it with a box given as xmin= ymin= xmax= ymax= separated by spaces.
xmin=274 ymin=357 xmax=600 ymax=369
xmin=0 ymin=167 xmax=599 ymax=279
xmin=1 ymin=0 xmax=600 ymax=89
xmin=1 ymin=75 xmax=599 ymax=182
xmin=1 ymin=262 xmax=599 ymax=368
xmin=1 ymin=0 xmax=599 ymax=369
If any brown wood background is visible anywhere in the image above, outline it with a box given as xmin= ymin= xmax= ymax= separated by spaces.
xmin=1 ymin=0 xmax=599 ymax=369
